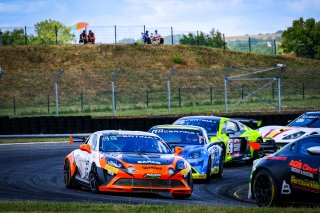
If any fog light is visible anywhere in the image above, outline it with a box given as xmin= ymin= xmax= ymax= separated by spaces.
xmin=127 ymin=166 xmax=136 ymax=174
xmin=168 ymin=168 xmax=175 ymax=175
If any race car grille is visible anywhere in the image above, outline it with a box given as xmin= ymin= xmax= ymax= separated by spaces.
xmin=113 ymin=179 xmax=185 ymax=188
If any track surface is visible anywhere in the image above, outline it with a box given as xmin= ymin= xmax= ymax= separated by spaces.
xmin=0 ymin=142 xmax=255 ymax=206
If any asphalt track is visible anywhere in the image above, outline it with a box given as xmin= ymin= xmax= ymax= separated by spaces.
xmin=0 ymin=142 xmax=255 ymax=206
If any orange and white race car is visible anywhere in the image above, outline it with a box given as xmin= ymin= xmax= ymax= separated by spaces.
xmin=64 ymin=130 xmax=193 ymax=199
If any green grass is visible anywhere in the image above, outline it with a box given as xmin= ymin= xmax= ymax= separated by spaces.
xmin=0 ymin=138 xmax=68 ymax=144
xmin=1 ymin=97 xmax=319 ymax=117
xmin=0 ymin=201 xmax=319 ymax=212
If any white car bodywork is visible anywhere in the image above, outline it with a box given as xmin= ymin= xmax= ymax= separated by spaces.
xmin=258 ymin=112 xmax=320 ymax=146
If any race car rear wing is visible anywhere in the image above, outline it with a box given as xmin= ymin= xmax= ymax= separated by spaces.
xmin=232 ymin=118 xmax=262 ymax=129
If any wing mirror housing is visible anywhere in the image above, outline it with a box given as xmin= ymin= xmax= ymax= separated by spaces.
xmin=80 ymin=144 xmax=91 ymax=153
xmin=225 ymin=129 xmax=235 ymax=136
xmin=307 ymin=146 xmax=320 ymax=155
xmin=174 ymin=146 xmax=183 ymax=155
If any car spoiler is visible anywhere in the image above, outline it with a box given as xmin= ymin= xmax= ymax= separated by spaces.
xmin=232 ymin=118 xmax=262 ymax=129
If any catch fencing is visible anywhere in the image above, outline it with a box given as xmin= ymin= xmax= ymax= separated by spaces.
xmin=0 ymin=68 xmax=319 ymax=117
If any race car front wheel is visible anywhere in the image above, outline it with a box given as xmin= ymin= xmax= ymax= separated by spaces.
xmin=253 ymin=169 xmax=278 ymax=207
xmin=89 ymin=164 xmax=100 ymax=193
xmin=172 ymin=171 xmax=193 ymax=199
xmin=205 ymin=158 xmax=211 ymax=182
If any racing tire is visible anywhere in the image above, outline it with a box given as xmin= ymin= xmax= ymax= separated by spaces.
xmin=253 ymin=169 xmax=279 ymax=207
xmin=213 ymin=154 xmax=224 ymax=178
xmin=89 ymin=164 xmax=100 ymax=194
xmin=172 ymin=171 xmax=193 ymax=199
xmin=64 ymin=160 xmax=78 ymax=189
xmin=219 ymin=142 xmax=226 ymax=164
xmin=205 ymin=158 xmax=212 ymax=182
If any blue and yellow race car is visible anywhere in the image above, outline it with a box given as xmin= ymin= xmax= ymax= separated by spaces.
xmin=149 ymin=125 xmax=223 ymax=181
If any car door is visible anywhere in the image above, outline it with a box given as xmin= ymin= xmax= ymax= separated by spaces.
xmin=289 ymin=137 xmax=320 ymax=195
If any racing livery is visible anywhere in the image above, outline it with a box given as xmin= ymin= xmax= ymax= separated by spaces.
xmin=248 ymin=135 xmax=320 ymax=206
xmin=64 ymin=130 xmax=193 ymax=199
xmin=258 ymin=111 xmax=320 ymax=148
xmin=149 ymin=125 xmax=223 ymax=181
xmin=173 ymin=116 xmax=263 ymax=163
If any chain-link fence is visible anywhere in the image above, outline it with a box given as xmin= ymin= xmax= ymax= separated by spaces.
xmin=0 ymin=68 xmax=319 ymax=117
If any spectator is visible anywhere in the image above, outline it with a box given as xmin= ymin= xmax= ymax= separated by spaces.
xmin=144 ymin=30 xmax=151 ymax=44
xmin=79 ymin=30 xmax=87 ymax=44
xmin=88 ymin=30 xmax=95 ymax=44
xmin=154 ymin=30 xmax=164 ymax=45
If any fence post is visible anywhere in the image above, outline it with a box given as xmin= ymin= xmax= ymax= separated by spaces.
xmin=241 ymin=85 xmax=244 ymax=99
xmin=47 ymin=95 xmax=50 ymax=114
xmin=146 ymin=90 xmax=149 ymax=108
xmin=178 ymin=88 xmax=181 ymax=106
xmin=13 ymin=96 xmax=16 ymax=115
xmin=80 ymin=93 xmax=84 ymax=111
xmin=25 ymin=26 xmax=27 ymax=45
xmin=210 ymin=86 xmax=213 ymax=104
xmin=277 ymin=77 xmax=281 ymax=112
xmin=274 ymin=40 xmax=276 ymax=55
xmin=167 ymin=68 xmax=175 ymax=114
xmin=224 ymin=78 xmax=228 ymax=112
xmin=171 ymin=27 xmax=174 ymax=44
xmin=55 ymin=25 xmax=58 ymax=45
xmin=248 ymin=36 xmax=251 ymax=52
xmin=302 ymin=83 xmax=305 ymax=100
xmin=55 ymin=69 xmax=64 ymax=116
xmin=197 ymin=31 xmax=199 ymax=46
xmin=114 ymin=25 xmax=117 ymax=44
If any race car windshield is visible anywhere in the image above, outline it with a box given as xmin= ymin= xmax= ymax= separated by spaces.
xmin=99 ymin=134 xmax=172 ymax=154
xmin=173 ymin=118 xmax=220 ymax=136
xmin=288 ymin=115 xmax=320 ymax=128
xmin=151 ymin=129 xmax=205 ymax=145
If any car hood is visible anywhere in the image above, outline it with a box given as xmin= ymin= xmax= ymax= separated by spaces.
xmin=103 ymin=153 xmax=176 ymax=165
xmin=259 ymin=126 xmax=318 ymax=142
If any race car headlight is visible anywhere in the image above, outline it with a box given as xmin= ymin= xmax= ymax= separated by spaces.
xmin=282 ymin=131 xmax=305 ymax=140
xmin=106 ymin=158 xmax=124 ymax=168
xmin=176 ymin=160 xmax=186 ymax=171
xmin=127 ymin=166 xmax=136 ymax=174
xmin=188 ymin=151 xmax=201 ymax=159
xmin=168 ymin=168 xmax=175 ymax=175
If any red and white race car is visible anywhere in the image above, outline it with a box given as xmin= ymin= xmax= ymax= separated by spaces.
xmin=258 ymin=112 xmax=320 ymax=148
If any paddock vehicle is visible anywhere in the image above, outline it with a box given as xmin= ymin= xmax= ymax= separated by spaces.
xmin=149 ymin=125 xmax=223 ymax=181
xmin=173 ymin=116 xmax=263 ymax=163
xmin=64 ymin=130 xmax=193 ymax=199
xmin=248 ymin=135 xmax=320 ymax=207
xmin=258 ymin=111 xmax=320 ymax=148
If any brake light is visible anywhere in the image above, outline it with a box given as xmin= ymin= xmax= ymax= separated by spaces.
xmin=265 ymin=156 xmax=287 ymax=161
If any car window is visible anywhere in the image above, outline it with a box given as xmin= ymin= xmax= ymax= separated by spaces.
xmin=87 ymin=134 xmax=98 ymax=151
xmin=278 ymin=142 xmax=297 ymax=156
xmin=297 ymin=137 xmax=320 ymax=155
xmin=222 ymin=121 xmax=239 ymax=133
xmin=173 ymin=118 xmax=220 ymax=136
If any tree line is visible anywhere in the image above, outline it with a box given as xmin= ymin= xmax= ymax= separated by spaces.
xmin=1 ymin=18 xmax=320 ymax=59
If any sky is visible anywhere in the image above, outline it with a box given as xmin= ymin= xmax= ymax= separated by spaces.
xmin=1 ymin=0 xmax=320 ymax=37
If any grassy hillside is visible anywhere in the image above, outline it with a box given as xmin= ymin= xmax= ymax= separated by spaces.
xmin=0 ymin=44 xmax=319 ymax=117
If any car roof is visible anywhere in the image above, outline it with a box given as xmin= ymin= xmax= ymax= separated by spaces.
xmin=151 ymin=124 xmax=206 ymax=132
xmin=304 ymin=111 xmax=320 ymax=116
xmin=177 ymin=115 xmax=224 ymax=121
xmin=94 ymin=130 xmax=158 ymax=137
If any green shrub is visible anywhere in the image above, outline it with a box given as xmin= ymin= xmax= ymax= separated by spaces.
xmin=171 ymin=55 xmax=183 ymax=64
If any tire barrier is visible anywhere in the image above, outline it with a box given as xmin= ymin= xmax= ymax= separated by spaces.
xmin=0 ymin=112 xmax=302 ymax=135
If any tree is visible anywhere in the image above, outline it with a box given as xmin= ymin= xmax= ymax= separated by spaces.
xmin=2 ymin=28 xmax=27 ymax=45
xmin=179 ymin=28 xmax=226 ymax=49
xmin=281 ymin=17 xmax=320 ymax=59
xmin=32 ymin=19 xmax=73 ymax=44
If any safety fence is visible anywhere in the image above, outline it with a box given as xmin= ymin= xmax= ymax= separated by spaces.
xmin=0 ymin=25 xmax=280 ymax=55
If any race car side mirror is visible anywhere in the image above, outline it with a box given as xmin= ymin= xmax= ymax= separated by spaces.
xmin=225 ymin=129 xmax=235 ymax=136
xmin=307 ymin=146 xmax=320 ymax=155
xmin=174 ymin=146 xmax=183 ymax=155
xmin=80 ymin=144 xmax=91 ymax=153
